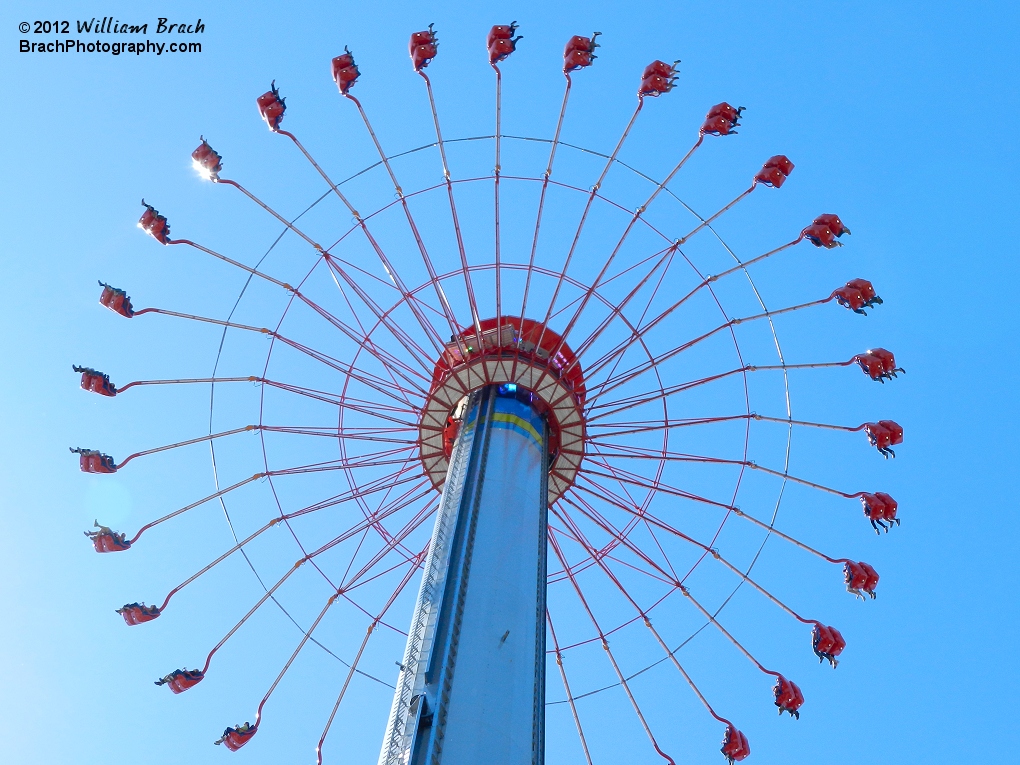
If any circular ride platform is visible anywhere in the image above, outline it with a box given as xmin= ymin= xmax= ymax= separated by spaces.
xmin=419 ymin=317 xmax=586 ymax=504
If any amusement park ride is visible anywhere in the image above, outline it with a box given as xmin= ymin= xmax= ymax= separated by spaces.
xmin=74 ymin=22 xmax=904 ymax=765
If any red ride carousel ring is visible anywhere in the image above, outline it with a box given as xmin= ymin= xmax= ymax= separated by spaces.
xmin=420 ymin=317 xmax=586 ymax=503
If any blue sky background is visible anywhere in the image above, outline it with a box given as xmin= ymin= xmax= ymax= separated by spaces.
xmin=1 ymin=1 xmax=1017 ymax=764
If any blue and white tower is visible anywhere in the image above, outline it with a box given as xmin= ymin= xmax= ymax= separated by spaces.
xmin=379 ymin=320 xmax=588 ymax=765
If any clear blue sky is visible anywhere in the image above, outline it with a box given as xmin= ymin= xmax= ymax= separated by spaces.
xmin=1 ymin=1 xmax=1017 ymax=764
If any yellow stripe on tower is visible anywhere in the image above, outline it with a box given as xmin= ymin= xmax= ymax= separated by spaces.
xmin=490 ymin=412 xmax=544 ymax=448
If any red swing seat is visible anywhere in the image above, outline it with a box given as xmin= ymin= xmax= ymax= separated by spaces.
xmin=844 ymin=560 xmax=880 ymax=598
xmin=563 ymin=33 xmax=600 ymax=72
xmin=487 ymin=23 xmax=522 ymax=64
xmin=755 ymin=155 xmax=795 ymax=188
xmin=90 ymin=531 xmax=131 ymax=552
xmin=720 ymin=723 xmax=751 ymax=762
xmin=639 ymin=60 xmax=678 ymax=97
xmin=811 ymin=623 xmax=847 ymax=666
xmin=191 ymin=138 xmax=222 ymax=180
xmin=257 ymin=82 xmax=286 ymax=130
xmin=72 ymin=448 xmax=117 ymax=474
xmin=221 ymin=725 xmax=257 ymax=751
xmin=332 ymin=48 xmax=360 ymax=95
xmin=410 ymin=26 xmax=439 ymax=72
xmin=98 ymin=282 xmax=134 ymax=318
xmin=701 ymin=102 xmax=744 ymax=135
xmin=117 ymin=602 xmax=160 ymax=625
xmin=772 ymin=675 xmax=805 ymax=717
xmin=76 ymin=366 xmax=117 ymax=396
xmin=138 ymin=200 xmax=170 ymax=244
xmin=156 ymin=668 xmax=204 ymax=694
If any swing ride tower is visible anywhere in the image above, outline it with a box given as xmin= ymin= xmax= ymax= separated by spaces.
xmin=379 ymin=317 xmax=587 ymax=765
xmin=72 ymin=20 xmax=908 ymax=765
xmin=380 ymin=385 xmax=548 ymax=765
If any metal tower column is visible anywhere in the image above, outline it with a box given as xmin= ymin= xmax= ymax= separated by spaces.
xmin=378 ymin=385 xmax=549 ymax=765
